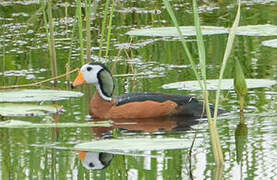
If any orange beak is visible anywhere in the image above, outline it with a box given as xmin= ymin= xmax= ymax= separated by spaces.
xmin=73 ymin=72 xmax=86 ymax=87
xmin=78 ymin=151 xmax=87 ymax=161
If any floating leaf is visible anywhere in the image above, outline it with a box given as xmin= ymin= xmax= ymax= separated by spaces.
xmin=126 ymin=25 xmax=277 ymax=38
xmin=236 ymin=24 xmax=277 ymax=36
xmin=0 ymin=103 xmax=63 ymax=116
xmin=0 ymin=120 xmax=113 ymax=128
xmin=162 ymin=79 xmax=277 ymax=91
xmin=262 ymin=39 xmax=277 ymax=48
xmin=126 ymin=26 xmax=228 ymax=37
xmin=74 ymin=138 xmax=200 ymax=154
xmin=0 ymin=89 xmax=83 ymax=102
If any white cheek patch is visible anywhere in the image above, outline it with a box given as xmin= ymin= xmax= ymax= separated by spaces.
xmin=80 ymin=64 xmax=103 ymax=84
xmin=82 ymin=152 xmax=105 ymax=170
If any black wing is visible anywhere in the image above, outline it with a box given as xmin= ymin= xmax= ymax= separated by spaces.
xmin=114 ymin=92 xmax=227 ymax=117
xmin=114 ymin=92 xmax=195 ymax=106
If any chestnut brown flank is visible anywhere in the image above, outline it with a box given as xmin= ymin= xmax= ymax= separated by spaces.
xmin=89 ymin=92 xmax=115 ymax=119
xmin=90 ymin=92 xmax=178 ymax=119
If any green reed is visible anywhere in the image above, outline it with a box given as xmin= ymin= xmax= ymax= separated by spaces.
xmin=192 ymin=0 xmax=224 ymax=165
xmin=163 ymin=0 xmax=241 ymax=165
xmin=213 ymin=1 xmax=241 ymax=120
xmin=1 ymin=35 xmax=5 ymax=86
xmin=85 ymin=0 xmax=92 ymax=62
xmin=98 ymin=0 xmax=110 ymax=58
xmin=42 ymin=0 xmax=58 ymax=86
xmin=105 ymin=0 xmax=116 ymax=58
xmin=77 ymin=0 xmax=85 ymax=65
xmin=65 ymin=6 xmax=80 ymax=89
xmin=85 ymin=0 xmax=98 ymax=97
xmin=65 ymin=2 xmax=69 ymax=38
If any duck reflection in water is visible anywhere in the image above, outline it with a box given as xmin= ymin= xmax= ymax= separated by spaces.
xmin=78 ymin=151 xmax=114 ymax=170
xmin=79 ymin=116 xmax=202 ymax=170
xmin=92 ymin=116 xmax=202 ymax=138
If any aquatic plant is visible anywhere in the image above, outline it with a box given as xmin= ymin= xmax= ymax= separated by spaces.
xmin=77 ymin=0 xmax=85 ymax=65
xmin=1 ymin=34 xmax=5 ymax=86
xmin=98 ymin=0 xmax=111 ymax=58
xmin=41 ymin=0 xmax=58 ymax=86
xmin=105 ymin=0 xmax=116 ymax=58
xmin=85 ymin=0 xmax=92 ymax=62
xmin=65 ymin=4 xmax=79 ymax=89
xmin=47 ymin=0 xmax=58 ymax=86
xmin=0 ymin=119 xmax=112 ymax=128
xmin=234 ymin=59 xmax=248 ymax=123
xmin=163 ymin=0 xmax=241 ymax=165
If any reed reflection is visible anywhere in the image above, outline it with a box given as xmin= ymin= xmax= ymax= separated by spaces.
xmin=235 ymin=112 xmax=248 ymax=179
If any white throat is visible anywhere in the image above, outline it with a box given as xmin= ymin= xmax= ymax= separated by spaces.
xmin=96 ymin=85 xmax=112 ymax=101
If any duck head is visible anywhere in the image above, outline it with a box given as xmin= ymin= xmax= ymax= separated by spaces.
xmin=72 ymin=62 xmax=115 ymax=101
xmin=79 ymin=151 xmax=114 ymax=170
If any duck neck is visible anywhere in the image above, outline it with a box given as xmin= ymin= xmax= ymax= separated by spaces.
xmin=96 ymin=84 xmax=112 ymax=102
xmin=90 ymin=91 xmax=114 ymax=119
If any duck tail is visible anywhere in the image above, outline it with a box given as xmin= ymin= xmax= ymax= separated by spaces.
xmin=177 ymin=99 xmax=227 ymax=118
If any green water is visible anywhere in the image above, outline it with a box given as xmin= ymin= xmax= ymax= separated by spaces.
xmin=0 ymin=0 xmax=277 ymax=179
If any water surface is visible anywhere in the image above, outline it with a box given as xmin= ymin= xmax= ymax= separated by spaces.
xmin=0 ymin=0 xmax=277 ymax=179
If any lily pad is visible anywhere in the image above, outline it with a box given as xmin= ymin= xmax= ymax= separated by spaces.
xmin=74 ymin=138 xmax=199 ymax=154
xmin=162 ymin=79 xmax=277 ymax=91
xmin=0 ymin=89 xmax=83 ymax=102
xmin=126 ymin=25 xmax=277 ymax=38
xmin=0 ymin=120 xmax=113 ymax=128
xmin=126 ymin=26 xmax=228 ymax=37
xmin=0 ymin=103 xmax=63 ymax=116
xmin=236 ymin=24 xmax=277 ymax=36
xmin=262 ymin=39 xmax=277 ymax=48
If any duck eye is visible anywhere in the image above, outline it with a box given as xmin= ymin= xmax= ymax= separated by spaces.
xmin=88 ymin=162 xmax=94 ymax=168
xmin=87 ymin=67 xmax=92 ymax=71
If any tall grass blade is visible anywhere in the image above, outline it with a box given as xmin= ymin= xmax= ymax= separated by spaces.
xmin=192 ymin=0 xmax=223 ymax=165
xmin=1 ymin=36 xmax=5 ymax=86
xmin=213 ymin=0 xmax=241 ymax=120
xmin=65 ymin=2 xmax=69 ymax=38
xmin=193 ymin=0 xmax=241 ymax=165
xmin=164 ymin=0 xmax=241 ymax=165
xmin=65 ymin=6 xmax=80 ymax=89
xmin=77 ymin=0 xmax=85 ymax=65
xmin=85 ymin=0 xmax=98 ymax=97
xmin=192 ymin=0 xmax=211 ymax=118
xmin=47 ymin=0 xmax=58 ymax=85
xmin=98 ymin=0 xmax=110 ymax=58
xmin=193 ymin=0 xmax=206 ymax=82
xmin=105 ymin=0 xmax=116 ymax=58
xmin=42 ymin=1 xmax=49 ymax=43
xmin=85 ymin=0 xmax=92 ymax=62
